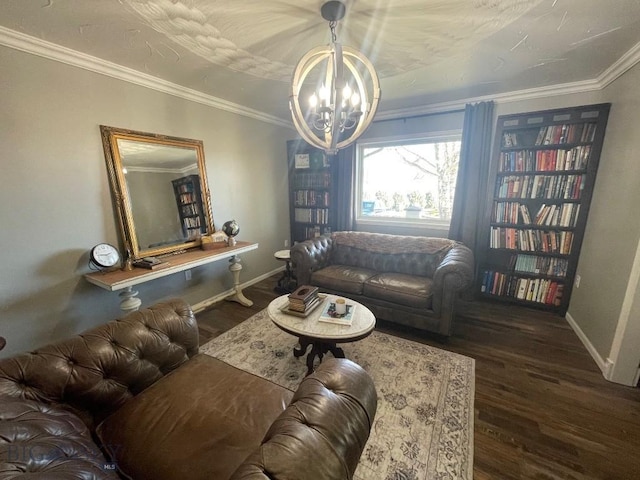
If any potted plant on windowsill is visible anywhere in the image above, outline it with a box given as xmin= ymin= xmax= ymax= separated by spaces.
xmin=405 ymin=191 xmax=424 ymax=218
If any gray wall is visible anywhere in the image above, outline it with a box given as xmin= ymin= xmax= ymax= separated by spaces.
xmin=0 ymin=45 xmax=292 ymax=357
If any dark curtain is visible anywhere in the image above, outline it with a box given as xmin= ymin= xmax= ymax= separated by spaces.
xmin=334 ymin=144 xmax=356 ymax=232
xmin=449 ymin=101 xmax=495 ymax=255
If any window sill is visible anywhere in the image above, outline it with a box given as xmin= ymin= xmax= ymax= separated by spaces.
xmin=356 ymin=217 xmax=450 ymax=231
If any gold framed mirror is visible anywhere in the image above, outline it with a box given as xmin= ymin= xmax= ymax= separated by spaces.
xmin=100 ymin=125 xmax=214 ymax=262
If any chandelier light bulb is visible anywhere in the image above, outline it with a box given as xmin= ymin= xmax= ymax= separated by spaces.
xmin=343 ymin=85 xmax=352 ymax=101
xmin=309 ymin=93 xmax=318 ymax=108
xmin=319 ymin=84 xmax=330 ymax=104
xmin=350 ymin=92 xmax=361 ymax=108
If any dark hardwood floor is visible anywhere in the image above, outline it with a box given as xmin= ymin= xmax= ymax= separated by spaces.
xmin=196 ymin=274 xmax=640 ymax=480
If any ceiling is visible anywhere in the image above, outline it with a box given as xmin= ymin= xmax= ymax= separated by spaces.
xmin=1 ymin=0 xmax=640 ymax=123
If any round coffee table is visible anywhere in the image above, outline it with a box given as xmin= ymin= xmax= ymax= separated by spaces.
xmin=267 ymin=294 xmax=376 ymax=375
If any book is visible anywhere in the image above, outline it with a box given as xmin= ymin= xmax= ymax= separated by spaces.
xmin=288 ymin=296 xmax=321 ymax=313
xmin=318 ymin=300 xmax=355 ymax=326
xmin=280 ymin=297 xmax=323 ymax=318
xmin=133 ymin=259 xmax=170 ymax=270
xmin=288 ymin=285 xmax=319 ymax=304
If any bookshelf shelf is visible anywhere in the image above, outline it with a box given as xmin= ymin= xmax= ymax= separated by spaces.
xmin=287 ymin=140 xmax=337 ymax=244
xmin=479 ymin=103 xmax=610 ymax=314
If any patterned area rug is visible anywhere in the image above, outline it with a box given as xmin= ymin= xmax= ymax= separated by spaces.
xmin=200 ymin=309 xmax=475 ymax=480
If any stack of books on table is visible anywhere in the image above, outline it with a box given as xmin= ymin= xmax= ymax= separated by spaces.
xmin=287 ymin=285 xmax=320 ymax=316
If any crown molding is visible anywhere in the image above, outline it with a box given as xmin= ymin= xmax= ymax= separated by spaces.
xmin=597 ymin=40 xmax=640 ymax=89
xmin=375 ymin=78 xmax=603 ymax=121
xmin=376 ymin=40 xmax=640 ymax=121
xmin=0 ymin=26 xmax=292 ymax=129
xmin=2 ymin=26 xmax=639 ymax=126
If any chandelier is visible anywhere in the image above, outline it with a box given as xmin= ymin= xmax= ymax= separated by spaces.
xmin=290 ymin=1 xmax=381 ymax=155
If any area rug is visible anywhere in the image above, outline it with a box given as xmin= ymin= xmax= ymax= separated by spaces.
xmin=200 ymin=309 xmax=475 ymax=480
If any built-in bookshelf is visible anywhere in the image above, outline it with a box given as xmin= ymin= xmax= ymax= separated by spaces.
xmin=172 ymin=174 xmax=207 ymax=239
xmin=479 ymin=104 xmax=610 ymax=314
xmin=287 ymin=139 xmax=336 ymax=244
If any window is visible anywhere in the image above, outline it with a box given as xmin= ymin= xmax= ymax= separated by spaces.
xmin=356 ymin=134 xmax=462 ymax=228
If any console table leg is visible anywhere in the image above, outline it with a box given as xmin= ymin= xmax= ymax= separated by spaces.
xmin=225 ymin=255 xmax=253 ymax=307
xmin=119 ymin=286 xmax=142 ymax=312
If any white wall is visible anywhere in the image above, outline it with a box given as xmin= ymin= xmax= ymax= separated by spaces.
xmin=0 ymin=45 xmax=292 ymax=357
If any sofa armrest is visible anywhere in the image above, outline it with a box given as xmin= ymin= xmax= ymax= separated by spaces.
xmin=0 ymin=299 xmax=199 ymax=428
xmin=432 ymin=243 xmax=475 ymax=317
xmin=230 ymin=358 xmax=377 ymax=480
xmin=0 ymin=399 xmax=120 ymax=479
xmin=290 ymin=235 xmax=334 ymax=286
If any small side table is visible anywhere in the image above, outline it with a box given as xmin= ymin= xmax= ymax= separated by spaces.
xmin=274 ymin=249 xmax=296 ymax=293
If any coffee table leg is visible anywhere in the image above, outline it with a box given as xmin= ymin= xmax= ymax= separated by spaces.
xmin=327 ymin=344 xmax=345 ymax=359
xmin=293 ymin=337 xmax=312 ymax=358
xmin=306 ymin=343 xmax=322 ymax=375
xmin=301 ymin=341 xmax=346 ymax=376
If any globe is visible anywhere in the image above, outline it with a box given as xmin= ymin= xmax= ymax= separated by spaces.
xmin=222 ymin=220 xmax=240 ymax=238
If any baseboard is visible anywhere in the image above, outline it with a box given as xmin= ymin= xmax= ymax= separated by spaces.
xmin=191 ymin=266 xmax=284 ymax=313
xmin=565 ymin=312 xmax=612 ymax=377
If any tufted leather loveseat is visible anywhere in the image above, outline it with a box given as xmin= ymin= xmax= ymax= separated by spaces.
xmin=291 ymin=231 xmax=474 ymax=337
xmin=0 ymin=299 xmax=377 ymax=479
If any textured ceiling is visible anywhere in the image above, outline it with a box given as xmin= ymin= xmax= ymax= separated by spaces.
xmin=1 ymin=0 xmax=639 ymax=121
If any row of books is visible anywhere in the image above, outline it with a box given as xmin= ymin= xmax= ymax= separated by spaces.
xmin=534 ymin=122 xmax=597 ymax=146
xmin=533 ymin=203 xmax=580 ymax=227
xmin=481 ymin=270 xmax=564 ymax=306
xmin=498 ymin=145 xmax=591 ymax=172
xmin=511 ymin=254 xmax=569 ymax=277
xmin=495 ymin=174 xmax=584 ymax=200
xmin=293 ymin=190 xmax=330 ymax=207
xmin=292 ymin=172 xmax=331 ymax=189
xmin=502 ymin=122 xmax=596 ymax=147
xmin=178 ymin=192 xmax=197 ymax=205
xmin=492 ymin=202 xmax=580 ymax=228
xmin=489 ymin=227 xmax=574 ymax=254
xmin=182 ymin=217 xmax=201 ymax=228
xmin=175 ymin=182 xmax=195 ymax=193
xmin=294 ymin=208 xmax=330 ymax=224
xmin=180 ymin=203 xmax=200 ymax=216
xmin=303 ymin=226 xmax=331 ymax=239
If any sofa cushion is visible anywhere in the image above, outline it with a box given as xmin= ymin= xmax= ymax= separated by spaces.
xmin=364 ymin=273 xmax=434 ymax=309
xmin=311 ymin=265 xmax=378 ymax=295
xmin=330 ymin=232 xmax=456 ymax=277
xmin=0 ymin=399 xmax=119 ymax=479
xmin=96 ymin=354 xmax=293 ymax=480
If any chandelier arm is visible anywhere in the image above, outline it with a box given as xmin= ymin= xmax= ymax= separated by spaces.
xmin=290 ymin=46 xmax=335 ymax=150
xmin=335 ymin=48 xmax=381 ymax=150
xmin=329 ymin=41 xmax=345 ymax=154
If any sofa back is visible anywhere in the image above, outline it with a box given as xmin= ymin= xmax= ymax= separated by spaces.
xmin=0 ymin=299 xmax=199 ymax=429
xmin=330 ymin=231 xmax=457 ymax=277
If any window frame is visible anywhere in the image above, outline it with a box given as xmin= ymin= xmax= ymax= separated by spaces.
xmin=355 ymin=130 xmax=463 ymax=231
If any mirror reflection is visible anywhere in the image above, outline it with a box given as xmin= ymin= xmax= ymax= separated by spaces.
xmin=100 ymin=126 xmax=214 ymax=261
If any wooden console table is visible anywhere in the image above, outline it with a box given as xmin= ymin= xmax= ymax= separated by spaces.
xmin=85 ymin=241 xmax=258 ymax=312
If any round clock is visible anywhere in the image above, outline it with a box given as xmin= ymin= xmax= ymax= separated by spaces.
xmin=90 ymin=243 xmax=121 ymax=269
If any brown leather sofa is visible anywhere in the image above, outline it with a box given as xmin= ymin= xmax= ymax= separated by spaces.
xmin=291 ymin=231 xmax=474 ymax=337
xmin=0 ymin=299 xmax=377 ymax=480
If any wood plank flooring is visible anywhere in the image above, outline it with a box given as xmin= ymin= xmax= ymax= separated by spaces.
xmin=196 ymin=274 xmax=640 ymax=479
